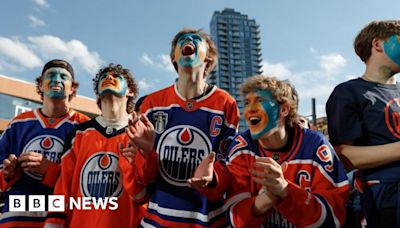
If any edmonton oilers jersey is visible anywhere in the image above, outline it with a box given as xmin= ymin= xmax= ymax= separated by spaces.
xmin=0 ymin=109 xmax=89 ymax=227
xmin=139 ymin=84 xmax=239 ymax=227
xmin=225 ymin=126 xmax=349 ymax=228
xmin=47 ymin=117 xmax=143 ymax=228
xmin=327 ymin=78 xmax=400 ymax=182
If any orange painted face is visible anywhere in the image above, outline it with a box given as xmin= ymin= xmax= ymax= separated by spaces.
xmin=243 ymin=90 xmax=279 ymax=139
xmin=97 ymin=72 xmax=127 ymax=96
xmin=42 ymin=67 xmax=73 ymax=99
xmin=173 ymin=33 xmax=208 ymax=68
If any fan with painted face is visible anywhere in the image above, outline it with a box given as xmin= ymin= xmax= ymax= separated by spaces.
xmin=173 ymin=33 xmax=209 ymax=69
xmin=244 ymin=90 xmax=280 ymax=140
xmin=41 ymin=67 xmax=74 ymax=99
xmin=97 ymin=71 xmax=128 ymax=97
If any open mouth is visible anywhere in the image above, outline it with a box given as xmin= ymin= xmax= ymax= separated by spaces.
xmin=102 ymin=81 xmax=115 ymax=87
xmin=249 ymin=116 xmax=261 ymax=126
xmin=182 ymin=43 xmax=195 ymax=56
xmin=51 ymin=86 xmax=63 ymax=91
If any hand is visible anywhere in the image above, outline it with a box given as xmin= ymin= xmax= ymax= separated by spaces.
xmin=251 ymin=157 xmax=289 ymax=199
xmin=2 ymin=154 xmax=19 ymax=180
xmin=119 ymin=143 xmax=137 ymax=164
xmin=253 ymin=189 xmax=278 ymax=216
xmin=18 ymin=152 xmax=49 ymax=175
xmin=126 ymin=111 xmax=155 ymax=155
xmin=187 ymin=152 xmax=215 ymax=189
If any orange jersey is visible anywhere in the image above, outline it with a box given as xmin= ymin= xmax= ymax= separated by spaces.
xmin=46 ymin=117 xmax=145 ymax=228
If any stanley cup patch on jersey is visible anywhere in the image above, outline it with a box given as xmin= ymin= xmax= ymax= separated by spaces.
xmin=157 ymin=125 xmax=212 ymax=187
xmin=80 ymin=152 xmax=123 ymax=198
xmin=22 ymin=135 xmax=64 ymax=180
xmin=153 ymin=111 xmax=168 ymax=134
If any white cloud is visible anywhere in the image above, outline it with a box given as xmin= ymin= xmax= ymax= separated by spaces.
xmin=261 ymin=61 xmax=292 ymax=79
xmin=0 ymin=37 xmax=43 ymax=69
xmin=140 ymin=53 xmax=175 ymax=72
xmin=0 ymin=35 xmax=103 ymax=76
xmin=160 ymin=54 xmax=175 ymax=72
xmin=138 ymin=80 xmax=154 ymax=90
xmin=28 ymin=15 xmax=46 ymax=27
xmin=320 ymin=53 xmax=346 ymax=74
xmin=261 ymin=51 xmax=349 ymax=117
xmin=345 ymin=74 xmax=357 ymax=80
xmin=141 ymin=53 xmax=154 ymax=65
xmin=27 ymin=35 xmax=104 ymax=74
xmin=33 ymin=0 xmax=49 ymax=7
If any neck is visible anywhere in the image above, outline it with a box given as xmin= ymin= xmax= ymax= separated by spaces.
xmin=100 ymin=95 xmax=129 ymax=122
xmin=41 ymin=98 xmax=70 ymax=117
xmin=177 ymin=67 xmax=207 ymax=99
xmin=363 ymin=58 xmax=397 ymax=84
xmin=257 ymin=126 xmax=288 ymax=150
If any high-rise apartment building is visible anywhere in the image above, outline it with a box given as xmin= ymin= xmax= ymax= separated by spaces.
xmin=209 ymin=8 xmax=263 ymax=131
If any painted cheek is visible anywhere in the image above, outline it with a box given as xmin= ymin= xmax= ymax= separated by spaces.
xmin=196 ymin=42 xmax=208 ymax=62
xmin=384 ymin=35 xmax=400 ymax=66
xmin=174 ymin=45 xmax=181 ymax=62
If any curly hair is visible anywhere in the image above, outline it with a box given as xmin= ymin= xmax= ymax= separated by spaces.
xmin=170 ymin=28 xmax=218 ymax=76
xmin=240 ymin=75 xmax=299 ymax=126
xmin=354 ymin=20 xmax=400 ymax=63
xmin=93 ymin=63 xmax=138 ymax=114
xmin=35 ymin=59 xmax=79 ymax=101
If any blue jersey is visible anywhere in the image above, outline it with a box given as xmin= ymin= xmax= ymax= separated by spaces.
xmin=139 ymin=84 xmax=239 ymax=227
xmin=0 ymin=108 xmax=89 ymax=227
xmin=327 ymin=78 xmax=400 ymax=183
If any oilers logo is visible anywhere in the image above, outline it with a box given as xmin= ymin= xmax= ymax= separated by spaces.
xmin=157 ymin=125 xmax=211 ymax=186
xmin=80 ymin=152 xmax=123 ymax=198
xmin=22 ymin=135 xmax=64 ymax=180
xmin=385 ymin=98 xmax=400 ymax=139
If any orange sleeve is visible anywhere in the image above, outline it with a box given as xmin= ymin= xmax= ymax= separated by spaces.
xmin=196 ymin=161 xmax=230 ymax=201
xmin=45 ymin=135 xmax=80 ymax=226
xmin=41 ymin=161 xmax=61 ymax=187
xmin=121 ymin=149 xmax=158 ymax=203
xmin=0 ymin=170 xmax=20 ymax=192
xmin=229 ymin=197 xmax=269 ymax=228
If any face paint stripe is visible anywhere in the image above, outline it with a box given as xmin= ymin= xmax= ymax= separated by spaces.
xmin=384 ymin=34 xmax=400 ymax=66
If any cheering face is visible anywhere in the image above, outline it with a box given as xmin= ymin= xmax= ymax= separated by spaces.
xmin=174 ymin=33 xmax=208 ymax=68
xmin=42 ymin=67 xmax=73 ymax=99
xmin=384 ymin=34 xmax=400 ymax=66
xmin=244 ymin=90 xmax=280 ymax=139
xmin=97 ymin=72 xmax=128 ymax=96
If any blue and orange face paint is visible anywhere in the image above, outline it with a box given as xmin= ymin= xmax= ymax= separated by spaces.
xmin=42 ymin=67 xmax=73 ymax=99
xmin=174 ymin=33 xmax=208 ymax=68
xmin=243 ymin=90 xmax=280 ymax=139
xmin=384 ymin=34 xmax=400 ymax=66
xmin=97 ymin=72 xmax=128 ymax=96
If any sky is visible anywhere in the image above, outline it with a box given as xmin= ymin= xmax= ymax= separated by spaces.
xmin=0 ymin=0 xmax=399 ymax=118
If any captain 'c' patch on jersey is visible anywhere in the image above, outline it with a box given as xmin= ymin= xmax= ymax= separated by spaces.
xmin=80 ymin=152 xmax=123 ymax=198
xmin=157 ymin=125 xmax=211 ymax=186
xmin=22 ymin=135 xmax=64 ymax=180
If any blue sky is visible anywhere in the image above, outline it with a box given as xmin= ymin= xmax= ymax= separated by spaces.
xmin=0 ymin=0 xmax=399 ymax=117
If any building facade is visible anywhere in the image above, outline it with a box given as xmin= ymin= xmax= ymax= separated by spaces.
xmin=0 ymin=75 xmax=100 ymax=133
xmin=209 ymin=8 xmax=263 ymax=131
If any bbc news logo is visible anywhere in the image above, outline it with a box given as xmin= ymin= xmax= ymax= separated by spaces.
xmin=9 ymin=195 xmax=118 ymax=212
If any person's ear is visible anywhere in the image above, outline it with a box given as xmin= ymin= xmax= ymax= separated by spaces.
xmin=204 ymin=57 xmax=212 ymax=74
xmin=372 ymin=38 xmax=384 ymax=53
xmin=37 ymin=77 xmax=44 ymax=92
xmin=126 ymin=90 xmax=134 ymax=98
xmin=279 ymin=103 xmax=290 ymax=118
